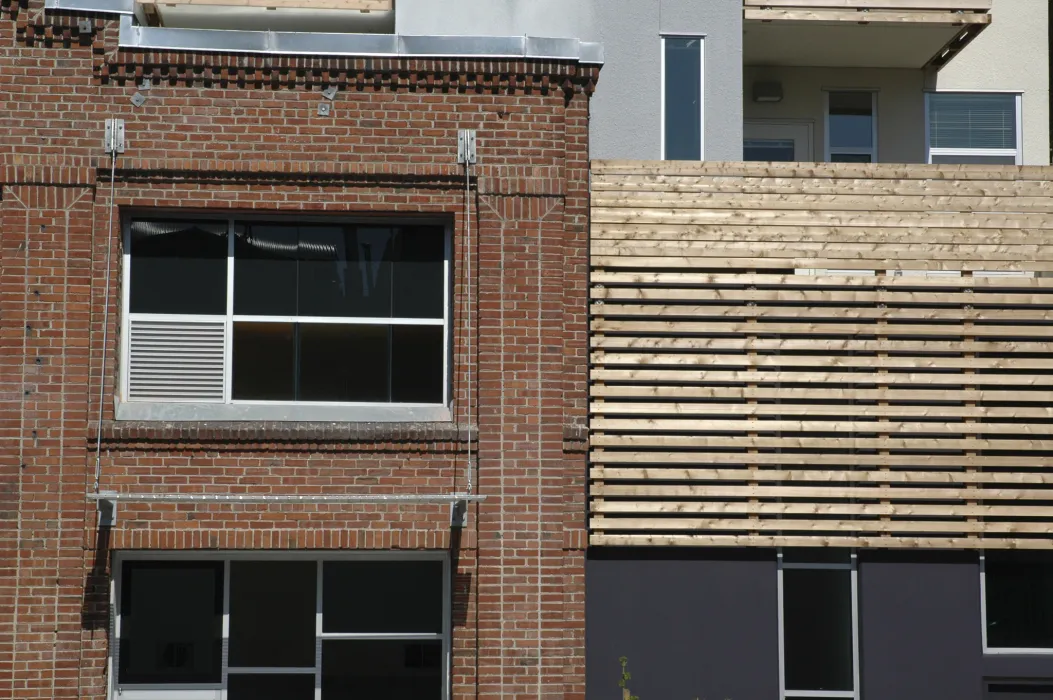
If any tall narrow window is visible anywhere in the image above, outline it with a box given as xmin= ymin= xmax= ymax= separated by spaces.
xmin=662 ymin=36 xmax=703 ymax=160
xmin=779 ymin=549 xmax=859 ymax=699
xmin=927 ymin=92 xmax=1021 ymax=164
xmin=826 ymin=91 xmax=876 ymax=163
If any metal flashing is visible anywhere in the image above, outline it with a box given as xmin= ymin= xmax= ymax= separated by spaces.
xmin=89 ymin=491 xmax=486 ymax=504
xmin=45 ymin=0 xmax=135 ymax=14
xmin=110 ymin=15 xmax=602 ymax=63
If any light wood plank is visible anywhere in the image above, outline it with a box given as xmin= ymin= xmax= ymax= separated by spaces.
xmin=744 ymin=7 xmax=991 ymax=22
xmin=590 ymin=534 xmax=1053 ymax=549
xmin=590 ymin=467 xmax=1053 ymax=485
xmin=591 ymin=352 xmax=1053 ymax=371
xmin=590 ymin=402 xmax=1053 ymax=420
xmin=591 ymin=434 xmax=1053 ymax=451
xmin=590 ymin=271 xmax=1053 ymax=287
xmin=592 ymin=501 xmax=1052 ymax=517
xmin=592 ymin=418 xmax=1053 ymax=436
xmin=591 ymin=385 xmax=1052 ymax=402
xmin=591 ymin=517 xmax=1053 ymax=535
xmin=590 ymin=450 xmax=1053 ymax=469
xmin=590 ymin=369 xmax=1053 ymax=387
xmin=591 ymin=336 xmax=1053 ymax=353
xmin=591 ymin=319 xmax=1053 ymax=337
xmin=592 ymin=483 xmax=1053 ymax=501
xmin=743 ymin=0 xmax=991 ymax=9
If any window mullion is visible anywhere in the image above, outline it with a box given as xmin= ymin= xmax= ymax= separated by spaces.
xmin=222 ymin=559 xmax=230 ymax=698
xmin=225 ymin=220 xmax=235 ymax=404
xmin=315 ymin=560 xmax=323 ymax=700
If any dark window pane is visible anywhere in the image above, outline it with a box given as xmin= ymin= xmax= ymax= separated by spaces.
xmin=228 ymin=674 xmax=316 ymax=700
xmin=782 ymin=548 xmax=852 ymax=565
xmin=118 ymin=561 xmax=223 ymax=685
xmin=828 ymin=91 xmax=873 ymax=150
xmin=322 ymin=640 xmax=441 ymax=700
xmin=931 ymin=154 xmax=1017 ymax=165
xmin=392 ymin=227 xmax=445 ymax=319
xmin=743 ymin=138 xmax=796 ymax=162
xmin=229 ymin=562 xmax=316 ymax=668
xmin=986 ymin=552 xmax=1053 ymax=649
xmin=299 ymin=227 xmax=394 ymax=318
xmin=323 ymin=561 xmax=443 ymax=634
xmin=663 ymin=38 xmax=702 ymax=160
xmin=130 ymin=220 xmax=226 ymax=315
xmin=298 ymin=324 xmax=389 ymax=402
xmin=391 ymin=325 xmax=444 ymax=403
xmin=830 ymin=153 xmax=872 ymax=163
xmin=235 ymin=225 xmax=298 ymax=316
xmin=783 ymin=568 xmax=853 ymax=691
xmin=232 ymin=322 xmax=296 ymax=400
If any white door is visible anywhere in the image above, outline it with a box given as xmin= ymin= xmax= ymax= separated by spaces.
xmin=744 ymin=120 xmax=813 ymax=162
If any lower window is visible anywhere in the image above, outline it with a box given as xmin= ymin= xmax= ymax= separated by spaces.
xmin=983 ymin=552 xmax=1053 ymax=652
xmin=779 ymin=549 xmax=859 ymax=699
xmin=114 ymin=555 xmax=448 ymax=699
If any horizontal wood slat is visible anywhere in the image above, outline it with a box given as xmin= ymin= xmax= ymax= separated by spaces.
xmin=589 ymin=160 xmax=1053 ymax=550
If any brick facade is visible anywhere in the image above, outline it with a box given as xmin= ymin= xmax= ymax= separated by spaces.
xmin=0 ymin=2 xmax=596 ymax=697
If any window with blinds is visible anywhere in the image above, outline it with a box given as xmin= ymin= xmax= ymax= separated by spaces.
xmin=927 ymin=92 xmax=1020 ymax=164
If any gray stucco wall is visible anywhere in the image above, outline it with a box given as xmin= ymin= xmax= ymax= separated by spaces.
xmin=395 ymin=0 xmax=743 ymax=161
xmin=859 ymin=551 xmax=1053 ymax=700
xmin=586 ymin=549 xmax=779 ymax=700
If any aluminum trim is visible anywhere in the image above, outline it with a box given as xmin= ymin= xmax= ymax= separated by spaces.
xmin=112 ymin=15 xmax=603 ymax=63
xmin=45 ymin=0 xmax=135 ymax=14
xmin=89 ymin=492 xmax=486 ymax=503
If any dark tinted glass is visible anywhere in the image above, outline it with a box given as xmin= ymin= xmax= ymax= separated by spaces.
xmin=663 ymin=37 xmax=702 ymax=161
xmin=743 ymin=138 xmax=795 ymax=162
xmin=234 ymin=225 xmax=298 ymax=316
xmin=391 ymin=326 xmax=444 ymax=403
xmin=392 ymin=227 xmax=445 ymax=319
xmin=232 ymin=322 xmax=296 ymax=400
xmin=298 ymin=324 xmax=389 ymax=402
xmin=782 ymin=548 xmax=852 ymax=565
xmin=229 ymin=561 xmax=316 ymax=668
xmin=830 ymin=153 xmax=872 ymax=163
xmin=931 ymin=154 xmax=1017 ymax=165
xmin=322 ymin=640 xmax=441 ymax=700
xmin=986 ymin=552 xmax=1053 ymax=649
xmin=130 ymin=220 xmax=226 ymax=315
xmin=118 ymin=561 xmax=223 ymax=685
xmin=323 ymin=560 xmax=443 ymax=634
xmin=298 ymin=227 xmax=394 ymax=318
xmin=228 ymin=674 xmax=315 ymax=700
xmin=783 ymin=568 xmax=853 ymax=691
xmin=828 ymin=91 xmax=874 ymax=150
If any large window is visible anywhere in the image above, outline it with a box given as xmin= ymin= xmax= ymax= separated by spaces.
xmin=121 ymin=216 xmax=450 ymax=420
xmin=113 ymin=554 xmax=448 ymax=699
xmin=825 ymin=91 xmax=876 ymax=163
xmin=779 ymin=549 xmax=859 ymax=699
xmin=926 ymin=92 xmax=1021 ymax=164
xmin=662 ymin=36 xmax=704 ymax=160
xmin=982 ymin=552 xmax=1053 ymax=653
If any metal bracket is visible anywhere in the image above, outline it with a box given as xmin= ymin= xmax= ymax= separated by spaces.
xmin=103 ymin=118 xmax=126 ymax=154
xmin=457 ymin=129 xmax=477 ymax=165
xmin=130 ymin=92 xmax=147 ymax=107
xmin=97 ymin=492 xmax=117 ymax=527
xmin=450 ymin=499 xmax=468 ymax=529
xmin=317 ymin=102 xmax=332 ymax=117
xmin=321 ymin=85 xmax=339 ymax=101
xmin=77 ymin=19 xmax=92 ymax=34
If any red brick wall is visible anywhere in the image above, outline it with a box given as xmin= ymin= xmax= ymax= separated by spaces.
xmin=0 ymin=3 xmax=595 ymax=697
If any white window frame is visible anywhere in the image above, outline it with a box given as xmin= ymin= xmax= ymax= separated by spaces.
xmin=109 ymin=551 xmax=452 ymax=700
xmin=660 ymin=33 xmax=705 ymax=161
xmin=119 ymin=214 xmax=453 ymax=422
xmin=980 ymin=552 xmax=1053 ymax=655
xmin=777 ymin=550 xmax=861 ymax=700
xmin=824 ymin=90 xmax=878 ymax=164
xmin=925 ymin=91 xmax=1023 ymax=165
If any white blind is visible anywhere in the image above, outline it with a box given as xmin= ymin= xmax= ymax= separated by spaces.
xmin=929 ymin=93 xmax=1017 ymax=150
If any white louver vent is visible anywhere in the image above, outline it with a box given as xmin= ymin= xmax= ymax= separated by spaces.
xmin=127 ymin=318 xmax=226 ymax=401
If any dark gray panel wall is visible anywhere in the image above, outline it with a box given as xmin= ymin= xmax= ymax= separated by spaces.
xmin=859 ymin=551 xmax=984 ymax=700
xmin=586 ymin=549 xmax=778 ymax=700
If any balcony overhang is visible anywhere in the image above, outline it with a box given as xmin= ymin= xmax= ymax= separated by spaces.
xmin=744 ymin=0 xmax=992 ymax=69
xmin=136 ymin=0 xmax=394 ymax=33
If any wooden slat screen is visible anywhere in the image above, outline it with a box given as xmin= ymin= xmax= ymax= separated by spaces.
xmin=589 ymin=161 xmax=1053 ymax=549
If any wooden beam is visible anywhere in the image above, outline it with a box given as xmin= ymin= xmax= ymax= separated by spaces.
xmin=744 ymin=8 xmax=991 ymax=24
xmin=743 ymin=0 xmax=992 ymax=9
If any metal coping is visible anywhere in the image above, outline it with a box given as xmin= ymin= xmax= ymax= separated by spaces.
xmin=89 ymin=491 xmax=486 ymax=504
xmin=43 ymin=1 xmax=603 ymax=64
